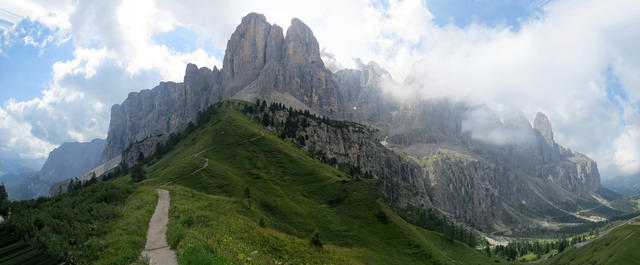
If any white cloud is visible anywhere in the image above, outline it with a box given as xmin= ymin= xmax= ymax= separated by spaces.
xmin=0 ymin=0 xmax=638 ymax=179
xmin=614 ymin=126 xmax=640 ymax=176
xmin=362 ymin=0 xmax=640 ymax=177
xmin=0 ymin=0 xmax=221 ymax=159
xmin=0 ymin=107 xmax=56 ymax=158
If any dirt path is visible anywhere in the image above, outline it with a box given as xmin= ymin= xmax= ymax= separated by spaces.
xmin=575 ymin=214 xmax=640 ymax=248
xmin=141 ymin=189 xmax=177 ymax=265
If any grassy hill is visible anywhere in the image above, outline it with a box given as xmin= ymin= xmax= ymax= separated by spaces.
xmin=129 ymin=101 xmax=509 ymax=264
xmin=543 ymin=220 xmax=640 ymax=265
xmin=2 ymin=101 xmax=515 ymax=264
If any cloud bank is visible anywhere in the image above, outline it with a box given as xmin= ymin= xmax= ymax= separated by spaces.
xmin=0 ymin=0 xmax=638 ymax=178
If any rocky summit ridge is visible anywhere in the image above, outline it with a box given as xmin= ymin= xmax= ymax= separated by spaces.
xmin=97 ymin=12 xmax=612 ymax=233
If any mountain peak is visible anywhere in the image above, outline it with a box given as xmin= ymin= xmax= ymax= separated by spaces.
xmin=284 ymin=18 xmax=322 ymax=65
xmin=241 ymin=12 xmax=267 ymax=24
xmin=533 ymin=112 xmax=554 ymax=145
xmin=222 ymin=12 xmax=278 ymax=96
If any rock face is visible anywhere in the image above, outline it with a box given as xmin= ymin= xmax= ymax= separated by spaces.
xmin=284 ymin=18 xmax=322 ymax=65
xmin=334 ymin=60 xmax=396 ymax=129
xmin=102 ymin=66 xmax=223 ymax=161
xmin=102 ymin=13 xmax=342 ymax=162
xmin=101 ymin=12 xmax=608 ymax=232
xmin=383 ymin=108 xmax=605 ymax=230
xmin=534 ymin=112 xmax=555 ymax=147
xmin=121 ymin=135 xmax=168 ymax=167
xmin=245 ymin=107 xmax=433 ymax=210
xmin=222 ymin=13 xmax=277 ymax=97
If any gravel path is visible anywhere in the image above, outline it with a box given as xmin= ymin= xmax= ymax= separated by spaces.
xmin=141 ymin=189 xmax=177 ymax=265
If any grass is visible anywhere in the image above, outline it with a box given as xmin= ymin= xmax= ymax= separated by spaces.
xmin=0 ymin=229 xmax=59 ymax=265
xmin=128 ymin=101 xmax=510 ymax=264
xmin=90 ymin=177 xmax=157 ymax=265
xmin=544 ymin=224 xmax=640 ymax=265
xmin=4 ymin=101 xmax=515 ymax=264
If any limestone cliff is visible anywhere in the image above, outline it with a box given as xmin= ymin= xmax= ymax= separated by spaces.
xmin=102 ymin=13 xmax=342 ymax=162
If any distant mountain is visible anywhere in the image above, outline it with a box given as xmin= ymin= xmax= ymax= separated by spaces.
xmin=0 ymin=151 xmax=44 ymax=177
xmin=1 ymin=139 xmax=105 ymax=200
xmin=98 ymin=12 xmax=615 ymax=233
xmin=602 ymin=174 xmax=640 ymax=195
xmin=39 ymin=139 xmax=105 ymax=183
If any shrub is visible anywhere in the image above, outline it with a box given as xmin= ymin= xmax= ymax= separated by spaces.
xmin=310 ymin=230 xmax=322 ymax=248
xmin=131 ymin=165 xmax=146 ymax=182
xmin=376 ymin=211 xmax=390 ymax=224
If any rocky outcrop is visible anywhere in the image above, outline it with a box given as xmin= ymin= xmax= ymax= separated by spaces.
xmin=534 ymin=112 xmax=554 ymax=147
xmin=248 ymin=107 xmax=433 ymax=209
xmin=334 ymin=60 xmax=396 ymax=129
xmin=121 ymin=135 xmax=168 ymax=167
xmin=102 ymin=13 xmax=343 ymax=162
xmin=284 ymin=18 xmax=323 ymax=65
xmin=222 ymin=13 xmax=279 ymax=98
xmin=102 ymin=82 xmax=185 ymax=161
xmin=102 ymin=66 xmax=222 ymax=162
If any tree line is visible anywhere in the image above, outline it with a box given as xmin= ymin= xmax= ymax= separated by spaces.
xmin=395 ymin=205 xmax=479 ymax=248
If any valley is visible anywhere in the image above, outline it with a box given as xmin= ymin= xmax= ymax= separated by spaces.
xmin=0 ymin=9 xmax=638 ymax=265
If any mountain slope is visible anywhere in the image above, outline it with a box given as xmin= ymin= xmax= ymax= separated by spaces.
xmin=99 ymin=11 xmax=614 ymax=235
xmin=543 ymin=218 xmax=640 ymax=265
xmin=2 ymin=100 xmax=514 ymax=264
xmin=128 ymin=101 xmax=502 ymax=264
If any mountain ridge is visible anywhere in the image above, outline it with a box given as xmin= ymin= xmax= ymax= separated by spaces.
xmin=2 ymin=139 xmax=104 ymax=200
xmin=98 ymin=12 xmax=611 ymax=233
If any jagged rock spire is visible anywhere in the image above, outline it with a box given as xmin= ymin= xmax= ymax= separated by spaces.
xmin=222 ymin=13 xmax=279 ymax=96
xmin=533 ymin=112 xmax=554 ymax=146
xmin=284 ymin=18 xmax=322 ymax=65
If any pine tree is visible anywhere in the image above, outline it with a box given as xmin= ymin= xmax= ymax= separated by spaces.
xmin=244 ymin=187 xmax=251 ymax=209
xmin=310 ymin=230 xmax=322 ymax=248
xmin=0 ymin=183 xmax=7 ymax=201
xmin=131 ymin=165 xmax=146 ymax=182
xmin=262 ymin=113 xmax=270 ymax=127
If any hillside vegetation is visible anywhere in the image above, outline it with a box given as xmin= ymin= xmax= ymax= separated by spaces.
xmin=543 ymin=222 xmax=640 ymax=265
xmin=1 ymin=100 xmax=517 ymax=264
xmin=135 ymin=101 xmax=507 ymax=264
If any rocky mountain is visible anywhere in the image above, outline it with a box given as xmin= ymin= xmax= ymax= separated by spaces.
xmin=100 ymin=12 xmax=612 ymax=233
xmin=101 ymin=13 xmax=343 ymax=162
xmin=39 ymin=139 xmax=105 ymax=183
xmin=2 ymin=139 xmax=104 ymax=200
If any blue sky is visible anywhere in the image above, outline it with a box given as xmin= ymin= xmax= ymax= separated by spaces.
xmin=426 ymin=0 xmax=548 ymax=30
xmin=0 ymin=20 xmax=73 ymax=103
xmin=0 ymin=0 xmax=638 ymax=177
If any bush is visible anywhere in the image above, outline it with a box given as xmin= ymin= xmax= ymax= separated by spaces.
xmin=131 ymin=165 xmax=146 ymax=182
xmin=376 ymin=211 xmax=390 ymax=224
xmin=310 ymin=230 xmax=322 ymax=248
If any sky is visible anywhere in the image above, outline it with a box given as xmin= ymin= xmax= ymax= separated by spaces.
xmin=0 ymin=0 xmax=638 ymax=179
